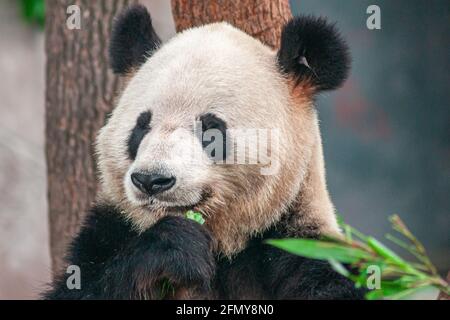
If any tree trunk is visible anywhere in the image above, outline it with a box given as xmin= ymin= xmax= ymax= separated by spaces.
xmin=171 ymin=0 xmax=292 ymax=49
xmin=45 ymin=0 xmax=135 ymax=273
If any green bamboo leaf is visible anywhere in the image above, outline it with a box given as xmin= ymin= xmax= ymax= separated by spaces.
xmin=328 ymin=259 xmax=350 ymax=277
xmin=367 ymin=237 xmax=409 ymax=267
xmin=365 ymin=287 xmax=401 ymax=300
xmin=343 ymin=225 xmax=353 ymax=242
xmin=365 ymin=290 xmax=383 ymax=300
xmin=354 ymin=267 xmax=370 ymax=288
xmin=365 ymin=281 xmax=409 ymax=300
xmin=390 ymin=275 xmax=421 ymax=286
xmin=385 ymin=285 xmax=437 ymax=300
xmin=385 ymin=233 xmax=413 ymax=252
xmin=185 ymin=210 xmax=205 ymax=225
xmin=266 ymin=239 xmax=372 ymax=263
xmin=336 ymin=214 xmax=345 ymax=228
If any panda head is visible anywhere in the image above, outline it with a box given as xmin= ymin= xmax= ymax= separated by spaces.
xmin=97 ymin=5 xmax=350 ymax=255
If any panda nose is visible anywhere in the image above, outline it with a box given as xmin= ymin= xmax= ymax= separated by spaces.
xmin=131 ymin=172 xmax=176 ymax=196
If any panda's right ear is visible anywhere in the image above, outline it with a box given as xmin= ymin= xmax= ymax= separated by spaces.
xmin=109 ymin=4 xmax=161 ymax=75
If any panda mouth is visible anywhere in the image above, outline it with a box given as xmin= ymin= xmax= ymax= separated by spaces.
xmin=141 ymin=188 xmax=212 ymax=212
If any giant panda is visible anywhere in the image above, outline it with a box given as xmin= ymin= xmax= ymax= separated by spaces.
xmin=44 ymin=4 xmax=364 ymax=300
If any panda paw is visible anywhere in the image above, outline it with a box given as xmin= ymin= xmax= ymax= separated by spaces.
xmin=132 ymin=215 xmax=216 ymax=299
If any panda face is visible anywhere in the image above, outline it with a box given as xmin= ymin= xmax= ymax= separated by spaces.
xmin=97 ymin=6 xmax=349 ymax=254
xmin=97 ymin=23 xmax=294 ymax=226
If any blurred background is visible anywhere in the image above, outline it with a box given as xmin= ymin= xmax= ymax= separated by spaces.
xmin=0 ymin=0 xmax=448 ymax=299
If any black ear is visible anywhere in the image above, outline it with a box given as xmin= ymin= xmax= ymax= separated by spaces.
xmin=109 ymin=4 xmax=161 ymax=74
xmin=277 ymin=16 xmax=350 ymax=92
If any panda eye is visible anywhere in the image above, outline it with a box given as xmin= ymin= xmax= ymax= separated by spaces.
xmin=127 ymin=111 xmax=152 ymax=160
xmin=136 ymin=111 xmax=152 ymax=129
xmin=200 ymin=113 xmax=226 ymax=133
xmin=199 ymin=113 xmax=227 ymax=161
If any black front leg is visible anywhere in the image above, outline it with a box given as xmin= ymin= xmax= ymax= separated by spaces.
xmin=43 ymin=205 xmax=215 ymax=300
xmin=98 ymin=215 xmax=216 ymax=299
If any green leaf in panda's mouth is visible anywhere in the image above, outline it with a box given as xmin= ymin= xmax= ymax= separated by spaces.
xmin=185 ymin=210 xmax=205 ymax=225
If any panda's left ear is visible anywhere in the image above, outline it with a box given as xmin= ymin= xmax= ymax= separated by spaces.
xmin=277 ymin=16 xmax=351 ymax=92
xmin=109 ymin=4 xmax=161 ymax=75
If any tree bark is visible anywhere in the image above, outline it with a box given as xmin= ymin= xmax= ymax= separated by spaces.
xmin=171 ymin=0 xmax=292 ymax=49
xmin=45 ymin=0 xmax=135 ymax=273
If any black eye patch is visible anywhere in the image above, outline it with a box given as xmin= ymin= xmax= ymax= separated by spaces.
xmin=199 ymin=113 xmax=227 ymax=161
xmin=127 ymin=111 xmax=152 ymax=160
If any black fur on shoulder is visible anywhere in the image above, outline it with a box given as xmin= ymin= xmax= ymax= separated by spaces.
xmin=42 ymin=203 xmax=138 ymax=299
xmin=109 ymin=4 xmax=161 ymax=74
xmin=277 ymin=15 xmax=351 ymax=92
xmin=263 ymin=245 xmax=366 ymax=299
xmin=216 ymin=226 xmax=366 ymax=300
xmin=67 ymin=203 xmax=138 ymax=266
